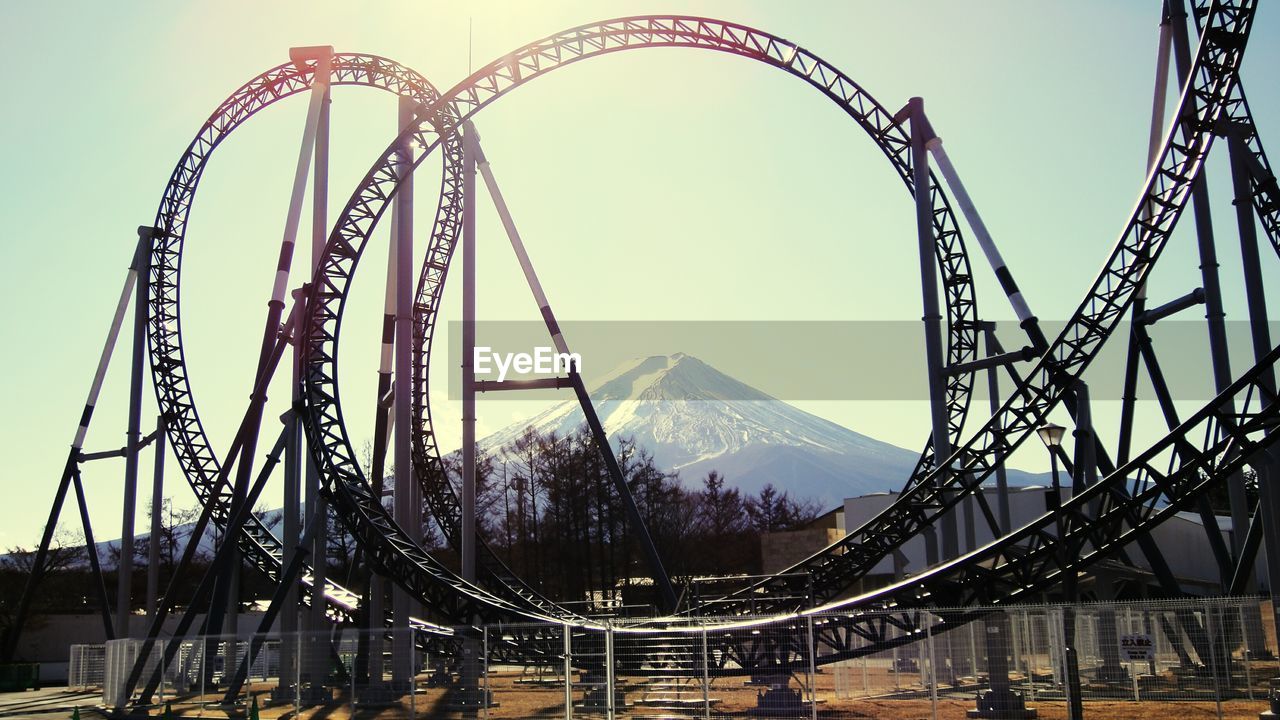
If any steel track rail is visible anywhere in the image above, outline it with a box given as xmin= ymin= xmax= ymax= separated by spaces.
xmin=302 ymin=15 xmax=990 ymax=627
xmin=1188 ymin=5 xmax=1280 ymax=272
xmin=142 ymin=53 xmax=548 ymax=630
xmin=408 ymin=2 xmax=1267 ymax=624
xmin=421 ymin=0 xmax=1260 ymax=630
xmin=306 ymin=2 xmax=1267 ymax=673
xmin=724 ymin=0 xmax=1258 ymax=613
xmin=591 ymin=339 xmax=1280 ymax=675
xmin=482 ymin=340 xmax=1280 ymax=674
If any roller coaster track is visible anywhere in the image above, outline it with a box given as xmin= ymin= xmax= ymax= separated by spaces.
xmin=572 ymin=336 xmax=1280 ymax=677
xmin=301 ymin=13 xmax=1005 ymax=627
xmin=405 ymin=43 xmax=990 ymax=604
xmin=302 ymin=0 xmax=1261 ymax=645
xmin=723 ymin=0 xmax=1261 ymax=614
xmin=36 ymin=0 xmax=1275 ymax=683
xmin=142 ymin=52 xmax=487 ymax=630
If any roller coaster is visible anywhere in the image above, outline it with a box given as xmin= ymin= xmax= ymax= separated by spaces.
xmin=6 ymin=0 xmax=1280 ymax=715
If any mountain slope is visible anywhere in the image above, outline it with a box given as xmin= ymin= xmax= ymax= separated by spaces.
xmin=481 ymin=353 xmax=1042 ymax=508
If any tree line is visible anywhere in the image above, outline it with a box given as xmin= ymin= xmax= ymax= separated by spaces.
xmin=431 ymin=427 xmax=821 ymax=608
xmin=0 ymin=427 xmax=820 ymax=636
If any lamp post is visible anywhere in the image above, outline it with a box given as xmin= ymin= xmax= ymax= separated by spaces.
xmin=1038 ymin=423 xmax=1082 ymax=720
xmin=1037 ymin=423 xmax=1066 ymax=513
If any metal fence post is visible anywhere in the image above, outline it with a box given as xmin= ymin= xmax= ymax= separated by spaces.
xmin=807 ymin=616 xmax=818 ymax=720
xmin=293 ymin=631 xmax=300 ymax=718
xmin=926 ymin=617 xmax=939 ymax=720
xmin=1062 ymin=607 xmax=1084 ymax=720
xmin=1053 ymin=609 xmax=1066 ymax=692
xmin=563 ymin=623 xmax=573 ymax=720
xmin=483 ymin=625 xmax=491 ymax=720
xmin=919 ymin=622 xmax=929 ymax=693
xmin=970 ymin=621 xmax=980 ymax=676
xmin=605 ymin=624 xmax=616 ymax=720
xmin=1205 ymin=599 xmax=1223 ymax=720
xmin=1217 ymin=601 xmax=1234 ymax=703
xmin=1025 ymin=610 xmax=1037 ymax=702
xmin=699 ymin=624 xmax=710 ymax=720
xmin=156 ymin=640 xmax=165 ymax=708
xmin=1126 ymin=607 xmax=1139 ymax=702
xmin=1240 ymin=603 xmax=1254 ymax=700
xmin=893 ymin=631 xmax=902 ymax=691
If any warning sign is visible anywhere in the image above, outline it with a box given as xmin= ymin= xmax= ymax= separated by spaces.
xmin=1119 ymin=633 xmax=1154 ymax=661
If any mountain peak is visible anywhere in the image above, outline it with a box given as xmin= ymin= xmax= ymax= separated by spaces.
xmin=598 ymin=353 xmax=777 ymax=405
xmin=480 ymin=353 xmax=926 ymax=506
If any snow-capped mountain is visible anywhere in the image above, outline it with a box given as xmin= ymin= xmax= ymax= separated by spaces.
xmin=481 ymin=353 xmax=1044 ymax=508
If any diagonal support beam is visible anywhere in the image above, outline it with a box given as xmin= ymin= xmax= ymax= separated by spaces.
xmin=2 ymin=228 xmax=154 ymax=662
xmin=71 ymin=468 xmax=115 ymax=642
xmin=115 ymin=307 xmax=298 ymax=706
xmin=210 ymin=48 xmax=334 ymax=650
xmin=467 ymin=122 xmax=678 ymax=611
xmin=128 ymin=422 xmax=290 ymax=707
xmin=222 ymin=450 xmax=325 ymax=703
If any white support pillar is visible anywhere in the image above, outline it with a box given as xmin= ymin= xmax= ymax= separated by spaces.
xmin=926 ymin=141 xmax=1035 ymax=328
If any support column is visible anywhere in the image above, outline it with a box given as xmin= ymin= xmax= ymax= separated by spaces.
xmin=146 ymin=415 xmax=165 ymax=623
xmin=1071 ymin=382 xmax=1098 ymax=493
xmin=226 ymin=553 xmax=241 ymax=679
xmin=975 ymin=611 xmax=1033 ymax=718
xmin=983 ymin=326 xmax=1012 ymax=534
xmin=281 ymin=292 xmax=303 ymax=695
xmin=399 ymin=95 xmax=421 ymax=559
xmin=361 ymin=228 xmax=396 ymax=690
xmin=118 ymin=226 xmax=153 ymax=639
xmin=461 ymin=121 xmax=477 ymax=589
xmin=278 ymin=47 xmax=336 ymax=696
xmin=390 ymin=94 xmax=417 ymax=688
xmin=455 ymin=119 xmax=482 ymax=704
xmin=1170 ymin=0 xmax=1251 ymax=563
xmin=1118 ymin=4 xmax=1172 ymax=469
xmin=1229 ymin=131 xmax=1280 ymax=640
xmin=305 ymin=59 xmax=333 ymax=692
xmin=906 ymin=97 xmax=958 ymax=562
xmin=1062 ymin=609 xmax=1083 ymax=720
xmin=364 ymin=226 xmax=397 ymax=688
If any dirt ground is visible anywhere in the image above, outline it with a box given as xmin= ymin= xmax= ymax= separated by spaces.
xmin=28 ymin=602 xmax=1280 ymax=719
xmin=79 ymin=695 xmax=1276 ymax=720
xmin=95 ymin=671 xmax=1274 ymax=720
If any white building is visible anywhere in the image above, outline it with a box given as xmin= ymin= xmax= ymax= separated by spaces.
xmin=840 ymin=485 xmax=1265 ymax=594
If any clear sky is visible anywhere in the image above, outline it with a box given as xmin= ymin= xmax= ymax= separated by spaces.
xmin=2 ymin=1 xmax=1280 ymax=549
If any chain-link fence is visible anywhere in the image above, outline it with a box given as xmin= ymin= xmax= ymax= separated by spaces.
xmin=90 ymin=596 xmax=1280 ymax=719
xmin=67 ymin=643 xmax=105 ymax=691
